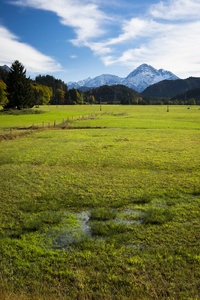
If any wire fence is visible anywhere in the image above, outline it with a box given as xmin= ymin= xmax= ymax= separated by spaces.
xmin=0 ymin=114 xmax=98 ymax=140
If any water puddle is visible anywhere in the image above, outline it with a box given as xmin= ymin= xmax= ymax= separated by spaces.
xmin=44 ymin=209 xmax=142 ymax=250
xmin=118 ymin=209 xmax=143 ymax=224
xmin=108 ymin=128 xmax=121 ymax=130
xmin=44 ymin=211 xmax=91 ymax=249
xmin=115 ymin=218 xmax=142 ymax=225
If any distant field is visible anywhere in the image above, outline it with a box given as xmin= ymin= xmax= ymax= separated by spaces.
xmin=0 ymin=105 xmax=200 ymax=299
xmin=0 ymin=104 xmax=200 ymax=131
xmin=0 ymin=105 xmax=101 ymax=134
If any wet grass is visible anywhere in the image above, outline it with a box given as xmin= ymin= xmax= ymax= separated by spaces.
xmin=0 ymin=105 xmax=200 ymax=299
xmin=90 ymin=220 xmax=132 ymax=236
xmin=90 ymin=208 xmax=117 ymax=220
xmin=142 ymin=207 xmax=174 ymax=225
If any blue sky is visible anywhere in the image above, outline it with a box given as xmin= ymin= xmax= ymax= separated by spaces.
xmin=1 ymin=0 xmax=200 ymax=83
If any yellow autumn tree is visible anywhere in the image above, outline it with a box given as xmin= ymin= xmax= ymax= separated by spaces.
xmin=55 ymin=89 xmax=65 ymax=105
xmin=32 ymin=83 xmax=52 ymax=105
xmin=0 ymin=79 xmax=8 ymax=106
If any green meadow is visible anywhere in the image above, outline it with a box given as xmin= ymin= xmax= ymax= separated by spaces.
xmin=0 ymin=105 xmax=200 ymax=299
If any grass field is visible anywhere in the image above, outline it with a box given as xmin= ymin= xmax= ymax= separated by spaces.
xmin=0 ymin=105 xmax=200 ymax=299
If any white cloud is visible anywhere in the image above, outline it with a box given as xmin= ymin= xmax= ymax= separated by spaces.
xmin=105 ymin=18 xmax=170 ymax=46
xmin=10 ymin=0 xmax=200 ymax=78
xmin=106 ymin=19 xmax=150 ymax=45
xmin=70 ymin=55 xmax=78 ymax=59
xmin=13 ymin=0 xmax=109 ymax=45
xmin=150 ymin=0 xmax=200 ymax=20
xmin=101 ymin=0 xmax=200 ymax=78
xmin=0 ymin=25 xmax=61 ymax=74
xmin=85 ymin=41 xmax=112 ymax=55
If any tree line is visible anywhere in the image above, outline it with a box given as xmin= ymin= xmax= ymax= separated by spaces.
xmin=0 ymin=60 xmax=89 ymax=109
xmin=0 ymin=60 xmax=198 ymax=109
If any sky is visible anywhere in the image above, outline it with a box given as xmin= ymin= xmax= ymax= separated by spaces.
xmin=1 ymin=0 xmax=200 ymax=83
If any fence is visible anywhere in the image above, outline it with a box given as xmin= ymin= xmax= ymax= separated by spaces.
xmin=0 ymin=114 xmax=98 ymax=140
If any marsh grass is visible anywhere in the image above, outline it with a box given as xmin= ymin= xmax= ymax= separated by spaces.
xmin=192 ymin=186 xmax=200 ymax=196
xmin=133 ymin=193 xmax=153 ymax=204
xmin=117 ymin=209 xmax=143 ymax=222
xmin=90 ymin=208 xmax=117 ymax=220
xmin=0 ymin=105 xmax=200 ymax=299
xmin=0 ymin=108 xmax=45 ymax=115
xmin=90 ymin=220 xmax=132 ymax=236
xmin=22 ymin=211 xmax=63 ymax=232
xmin=142 ymin=207 xmax=174 ymax=224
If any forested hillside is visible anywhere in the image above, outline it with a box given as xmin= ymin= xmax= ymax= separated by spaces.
xmin=84 ymin=85 xmax=143 ymax=104
xmin=142 ymin=77 xmax=200 ymax=98
xmin=171 ymin=87 xmax=200 ymax=104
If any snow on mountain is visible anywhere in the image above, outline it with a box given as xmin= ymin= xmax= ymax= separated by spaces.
xmin=85 ymin=74 xmax=124 ymax=88
xmin=68 ymin=77 xmax=92 ymax=89
xmin=0 ymin=65 xmax=10 ymax=72
xmin=122 ymin=64 xmax=179 ymax=92
xmin=67 ymin=64 xmax=179 ymax=93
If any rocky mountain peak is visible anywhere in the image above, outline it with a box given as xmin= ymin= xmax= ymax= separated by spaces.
xmin=67 ymin=64 xmax=179 ymax=93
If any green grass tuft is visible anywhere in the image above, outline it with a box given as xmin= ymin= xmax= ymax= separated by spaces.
xmin=90 ymin=220 xmax=132 ymax=236
xmin=134 ymin=193 xmax=153 ymax=204
xmin=90 ymin=208 xmax=117 ymax=220
xmin=142 ymin=207 xmax=174 ymax=224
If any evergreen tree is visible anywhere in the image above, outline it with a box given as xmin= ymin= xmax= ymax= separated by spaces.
xmin=4 ymin=60 xmax=34 ymax=109
xmin=69 ymin=88 xmax=81 ymax=104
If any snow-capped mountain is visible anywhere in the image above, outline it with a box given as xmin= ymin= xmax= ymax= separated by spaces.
xmin=122 ymin=64 xmax=179 ymax=92
xmin=68 ymin=74 xmax=123 ymax=90
xmin=68 ymin=77 xmax=92 ymax=89
xmin=68 ymin=64 xmax=179 ymax=93
xmin=0 ymin=65 xmax=10 ymax=72
xmin=85 ymin=74 xmax=124 ymax=88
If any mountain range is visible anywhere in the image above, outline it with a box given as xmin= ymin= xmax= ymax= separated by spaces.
xmin=2 ymin=63 xmax=200 ymax=100
xmin=68 ymin=64 xmax=179 ymax=93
